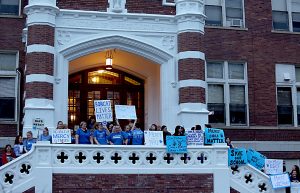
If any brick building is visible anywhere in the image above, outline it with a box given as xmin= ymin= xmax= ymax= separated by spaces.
xmin=0 ymin=0 xmax=300 ymax=171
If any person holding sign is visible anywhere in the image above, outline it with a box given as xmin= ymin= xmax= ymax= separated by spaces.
xmin=75 ymin=121 xmax=93 ymax=144
xmin=56 ymin=121 xmax=64 ymax=129
xmin=107 ymin=125 xmax=128 ymax=145
xmin=38 ymin=127 xmax=52 ymax=143
xmin=93 ymin=122 xmax=110 ymax=145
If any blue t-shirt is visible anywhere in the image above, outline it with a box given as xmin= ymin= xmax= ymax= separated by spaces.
xmin=108 ymin=132 xmax=127 ymax=145
xmin=124 ymin=130 xmax=132 ymax=145
xmin=94 ymin=129 xmax=108 ymax=145
xmin=76 ymin=128 xmax=92 ymax=144
xmin=24 ymin=138 xmax=36 ymax=151
xmin=39 ymin=134 xmax=52 ymax=143
xmin=132 ymin=129 xmax=144 ymax=145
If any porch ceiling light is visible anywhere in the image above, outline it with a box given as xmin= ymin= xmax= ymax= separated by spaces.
xmin=105 ymin=49 xmax=115 ymax=70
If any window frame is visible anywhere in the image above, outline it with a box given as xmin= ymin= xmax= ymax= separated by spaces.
xmin=0 ymin=0 xmax=22 ymax=17
xmin=206 ymin=60 xmax=248 ymax=126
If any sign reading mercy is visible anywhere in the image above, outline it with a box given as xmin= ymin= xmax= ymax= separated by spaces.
xmin=204 ymin=128 xmax=225 ymax=144
xmin=52 ymin=129 xmax=71 ymax=144
xmin=115 ymin=105 xmax=137 ymax=119
xmin=247 ymin=148 xmax=266 ymax=170
xmin=228 ymin=148 xmax=248 ymax=166
xmin=144 ymin=131 xmax=164 ymax=146
xmin=265 ymin=159 xmax=283 ymax=175
xmin=187 ymin=130 xmax=204 ymax=146
xmin=270 ymin=173 xmax=291 ymax=189
xmin=166 ymin=136 xmax=187 ymax=153
xmin=94 ymin=100 xmax=113 ymax=122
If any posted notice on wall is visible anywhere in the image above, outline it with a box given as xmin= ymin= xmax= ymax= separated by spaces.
xmin=270 ymin=173 xmax=291 ymax=189
xmin=247 ymin=148 xmax=266 ymax=171
xmin=31 ymin=118 xmax=45 ymax=138
xmin=52 ymin=129 xmax=71 ymax=144
xmin=204 ymin=128 xmax=225 ymax=144
xmin=265 ymin=159 xmax=283 ymax=175
xmin=228 ymin=148 xmax=248 ymax=166
xmin=115 ymin=105 xmax=137 ymax=119
xmin=94 ymin=100 xmax=113 ymax=122
xmin=144 ymin=131 xmax=164 ymax=147
xmin=166 ymin=136 xmax=187 ymax=153
xmin=187 ymin=130 xmax=204 ymax=146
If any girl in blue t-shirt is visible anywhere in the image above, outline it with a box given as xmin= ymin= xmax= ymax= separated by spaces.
xmin=93 ymin=122 xmax=110 ymax=145
xmin=23 ymin=131 xmax=36 ymax=152
xmin=75 ymin=121 xmax=93 ymax=144
xmin=131 ymin=123 xmax=144 ymax=145
xmin=107 ymin=125 xmax=128 ymax=145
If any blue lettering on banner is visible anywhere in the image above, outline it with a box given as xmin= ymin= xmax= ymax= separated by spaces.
xmin=228 ymin=148 xmax=248 ymax=166
xmin=204 ymin=128 xmax=225 ymax=144
xmin=166 ymin=136 xmax=187 ymax=153
xmin=247 ymin=148 xmax=266 ymax=170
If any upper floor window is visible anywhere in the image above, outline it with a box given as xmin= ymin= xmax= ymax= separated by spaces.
xmin=0 ymin=52 xmax=18 ymax=121
xmin=205 ymin=0 xmax=245 ymax=28
xmin=0 ymin=0 xmax=20 ymax=16
xmin=272 ymin=0 xmax=300 ymax=32
xmin=207 ymin=61 xmax=248 ymax=126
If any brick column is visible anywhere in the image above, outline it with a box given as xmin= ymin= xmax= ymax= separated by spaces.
xmin=175 ymin=0 xmax=209 ymax=130
xmin=23 ymin=0 xmax=58 ymax=138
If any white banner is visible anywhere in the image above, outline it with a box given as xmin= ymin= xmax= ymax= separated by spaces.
xmin=144 ymin=131 xmax=164 ymax=147
xmin=52 ymin=129 xmax=71 ymax=144
xmin=187 ymin=130 xmax=204 ymax=146
xmin=115 ymin=105 xmax=137 ymax=119
xmin=291 ymin=182 xmax=300 ymax=193
xmin=270 ymin=173 xmax=291 ymax=189
xmin=265 ymin=159 xmax=283 ymax=175
xmin=94 ymin=100 xmax=113 ymax=122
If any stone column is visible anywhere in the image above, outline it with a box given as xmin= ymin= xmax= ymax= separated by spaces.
xmin=175 ymin=0 xmax=209 ymax=129
xmin=23 ymin=0 xmax=59 ymax=137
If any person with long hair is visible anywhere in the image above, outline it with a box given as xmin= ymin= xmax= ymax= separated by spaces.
xmin=75 ymin=121 xmax=93 ymax=144
xmin=93 ymin=122 xmax=110 ymax=145
xmin=13 ymin=135 xmax=24 ymax=157
xmin=2 ymin=144 xmax=16 ymax=164
xmin=56 ymin=121 xmax=64 ymax=129
xmin=173 ymin=125 xmax=185 ymax=136
xmin=38 ymin=127 xmax=52 ymax=143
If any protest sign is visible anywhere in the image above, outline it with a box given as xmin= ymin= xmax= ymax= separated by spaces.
xmin=291 ymin=182 xmax=300 ymax=193
xmin=270 ymin=173 xmax=291 ymax=189
xmin=247 ymin=148 xmax=266 ymax=170
xmin=33 ymin=118 xmax=44 ymax=130
xmin=228 ymin=148 xmax=248 ymax=166
xmin=166 ymin=136 xmax=187 ymax=153
xmin=115 ymin=105 xmax=137 ymax=119
xmin=94 ymin=100 xmax=113 ymax=122
xmin=144 ymin=131 xmax=164 ymax=146
xmin=187 ymin=130 xmax=204 ymax=146
xmin=52 ymin=129 xmax=71 ymax=144
xmin=204 ymin=128 xmax=225 ymax=144
xmin=265 ymin=159 xmax=283 ymax=175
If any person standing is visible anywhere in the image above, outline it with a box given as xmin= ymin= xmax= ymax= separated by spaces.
xmin=38 ymin=127 xmax=52 ymax=143
xmin=23 ymin=131 xmax=37 ymax=152
xmin=131 ymin=123 xmax=144 ymax=145
xmin=107 ymin=125 xmax=128 ymax=145
xmin=93 ymin=122 xmax=110 ymax=145
xmin=13 ymin=135 xmax=24 ymax=157
xmin=75 ymin=121 xmax=93 ymax=144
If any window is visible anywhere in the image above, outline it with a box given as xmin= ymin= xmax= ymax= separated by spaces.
xmin=272 ymin=0 xmax=300 ymax=32
xmin=207 ymin=61 xmax=248 ymax=126
xmin=0 ymin=0 xmax=20 ymax=16
xmin=277 ymin=87 xmax=293 ymax=125
xmin=0 ymin=52 xmax=17 ymax=121
xmin=205 ymin=0 xmax=244 ymax=28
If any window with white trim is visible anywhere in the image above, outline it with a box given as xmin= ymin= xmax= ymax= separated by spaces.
xmin=204 ymin=0 xmax=245 ymax=28
xmin=272 ymin=0 xmax=300 ymax=32
xmin=0 ymin=0 xmax=20 ymax=16
xmin=0 ymin=52 xmax=17 ymax=121
xmin=207 ymin=61 xmax=248 ymax=126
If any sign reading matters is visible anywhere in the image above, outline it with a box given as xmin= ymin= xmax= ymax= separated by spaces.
xmin=228 ymin=148 xmax=248 ymax=166
xmin=52 ymin=129 xmax=71 ymax=144
xmin=94 ymin=100 xmax=113 ymax=122
xmin=204 ymin=128 xmax=225 ymax=144
xmin=115 ymin=105 xmax=137 ymax=119
xmin=166 ymin=136 xmax=187 ymax=153
xmin=144 ymin=131 xmax=164 ymax=147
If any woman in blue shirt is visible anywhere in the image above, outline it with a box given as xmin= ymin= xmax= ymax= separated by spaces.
xmin=75 ymin=121 xmax=93 ymax=144
xmin=107 ymin=125 xmax=128 ymax=145
xmin=131 ymin=123 xmax=144 ymax=145
xmin=93 ymin=122 xmax=110 ymax=145
xmin=38 ymin=127 xmax=52 ymax=143
xmin=23 ymin=131 xmax=37 ymax=152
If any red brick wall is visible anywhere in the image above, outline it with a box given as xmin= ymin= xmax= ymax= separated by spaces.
xmin=0 ymin=124 xmax=17 ymax=137
xmin=178 ymin=32 xmax=204 ymax=52
xmin=57 ymin=0 xmax=175 ymax=15
xmin=25 ymin=82 xmax=53 ymax=100
xmin=26 ymin=53 xmax=54 ymax=75
xmin=179 ymin=87 xmax=205 ymax=104
xmin=178 ymin=59 xmax=205 ymax=80
xmin=53 ymin=174 xmax=213 ymax=192
xmin=27 ymin=25 xmax=55 ymax=46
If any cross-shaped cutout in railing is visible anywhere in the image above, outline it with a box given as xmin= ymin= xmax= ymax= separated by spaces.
xmin=111 ymin=152 xmax=122 ymax=164
xmin=129 ymin=153 xmax=140 ymax=164
xmin=180 ymin=153 xmax=191 ymax=164
xmin=20 ymin=164 xmax=31 ymax=174
xmin=93 ymin=152 xmax=104 ymax=164
xmin=57 ymin=152 xmax=68 ymax=163
xmin=75 ymin=152 xmax=86 ymax=163
xmin=4 ymin=173 xmax=14 ymax=184
xmin=197 ymin=153 xmax=207 ymax=164
xmin=231 ymin=165 xmax=240 ymax=174
xmin=146 ymin=153 xmax=156 ymax=164
xmin=258 ymin=183 xmax=267 ymax=192
xmin=163 ymin=153 xmax=174 ymax=164
xmin=244 ymin=173 xmax=253 ymax=184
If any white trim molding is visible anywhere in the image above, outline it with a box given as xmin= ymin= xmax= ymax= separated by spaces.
xmin=24 ymin=98 xmax=54 ymax=110
xmin=178 ymin=51 xmax=205 ymax=61
xmin=27 ymin=44 xmax=55 ymax=54
xmin=179 ymin=79 xmax=206 ymax=89
xmin=26 ymin=74 xmax=54 ymax=84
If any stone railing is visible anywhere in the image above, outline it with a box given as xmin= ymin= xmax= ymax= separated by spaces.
xmin=0 ymin=143 xmax=229 ymax=193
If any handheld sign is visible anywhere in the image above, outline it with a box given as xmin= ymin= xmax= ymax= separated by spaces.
xmin=52 ymin=129 xmax=71 ymax=144
xmin=187 ymin=130 xmax=204 ymax=146
xmin=33 ymin=118 xmax=44 ymax=130
xmin=144 ymin=131 xmax=164 ymax=146
xmin=94 ymin=100 xmax=113 ymax=122
xmin=115 ymin=105 xmax=137 ymax=119
xmin=228 ymin=148 xmax=248 ymax=166
xmin=166 ymin=136 xmax=187 ymax=153
xmin=291 ymin=182 xmax=300 ymax=193
xmin=265 ymin=159 xmax=283 ymax=175
xmin=247 ymin=148 xmax=266 ymax=170
xmin=204 ymin=128 xmax=225 ymax=144
xmin=270 ymin=173 xmax=291 ymax=189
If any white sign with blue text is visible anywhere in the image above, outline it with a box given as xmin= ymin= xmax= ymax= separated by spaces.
xmin=52 ymin=129 xmax=71 ymax=144
xmin=270 ymin=173 xmax=291 ymax=189
xmin=187 ymin=130 xmax=204 ymax=146
xmin=265 ymin=159 xmax=283 ymax=175
xmin=144 ymin=131 xmax=164 ymax=147
xmin=94 ymin=100 xmax=113 ymax=122
xmin=115 ymin=105 xmax=137 ymax=119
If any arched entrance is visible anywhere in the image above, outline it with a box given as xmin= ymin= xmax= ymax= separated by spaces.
xmin=68 ymin=67 xmax=144 ymax=128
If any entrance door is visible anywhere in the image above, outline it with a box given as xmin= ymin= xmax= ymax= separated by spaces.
xmin=68 ymin=68 xmax=144 ymax=129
